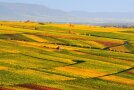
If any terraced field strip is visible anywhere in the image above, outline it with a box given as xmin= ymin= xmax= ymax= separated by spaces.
xmin=55 ymin=66 xmax=106 ymax=78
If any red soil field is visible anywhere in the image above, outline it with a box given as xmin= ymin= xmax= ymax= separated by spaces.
xmin=17 ymin=84 xmax=61 ymax=90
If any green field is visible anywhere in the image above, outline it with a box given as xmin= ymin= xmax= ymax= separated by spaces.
xmin=0 ymin=21 xmax=134 ymax=90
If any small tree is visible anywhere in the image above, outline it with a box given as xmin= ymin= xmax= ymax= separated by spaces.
xmin=25 ymin=20 xmax=30 ymax=23
xmin=35 ymin=27 xmax=38 ymax=30
xmin=38 ymin=22 xmax=45 ymax=25
xmin=56 ymin=46 xmax=61 ymax=51
xmin=68 ymin=23 xmax=75 ymax=34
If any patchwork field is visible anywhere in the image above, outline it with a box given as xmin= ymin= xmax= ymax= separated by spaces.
xmin=0 ymin=21 xmax=134 ymax=90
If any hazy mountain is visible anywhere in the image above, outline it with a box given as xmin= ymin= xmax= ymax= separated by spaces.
xmin=0 ymin=2 xmax=72 ymax=22
xmin=70 ymin=11 xmax=134 ymax=19
xmin=0 ymin=2 xmax=134 ymax=24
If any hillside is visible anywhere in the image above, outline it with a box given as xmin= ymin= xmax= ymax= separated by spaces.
xmin=0 ymin=21 xmax=134 ymax=90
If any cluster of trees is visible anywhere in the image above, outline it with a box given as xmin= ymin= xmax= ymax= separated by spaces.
xmin=102 ymin=25 xmax=134 ymax=28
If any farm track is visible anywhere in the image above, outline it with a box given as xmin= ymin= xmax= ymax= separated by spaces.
xmin=95 ymin=67 xmax=134 ymax=78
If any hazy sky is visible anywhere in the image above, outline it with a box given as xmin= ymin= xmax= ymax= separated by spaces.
xmin=0 ymin=0 xmax=133 ymax=12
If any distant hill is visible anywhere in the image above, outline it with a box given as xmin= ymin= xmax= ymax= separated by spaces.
xmin=1 ymin=2 xmax=134 ymax=24
xmin=70 ymin=11 xmax=134 ymax=19
xmin=0 ymin=2 xmax=71 ymax=22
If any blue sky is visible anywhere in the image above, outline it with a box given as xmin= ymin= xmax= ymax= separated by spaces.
xmin=0 ymin=0 xmax=133 ymax=12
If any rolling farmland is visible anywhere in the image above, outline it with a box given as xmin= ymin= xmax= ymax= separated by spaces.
xmin=0 ymin=21 xmax=134 ymax=90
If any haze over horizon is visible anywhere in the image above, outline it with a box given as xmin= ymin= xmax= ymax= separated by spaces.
xmin=0 ymin=0 xmax=133 ymax=12
xmin=1 ymin=0 xmax=134 ymax=24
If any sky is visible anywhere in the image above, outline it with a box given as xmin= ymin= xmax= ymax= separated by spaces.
xmin=0 ymin=0 xmax=134 ymax=12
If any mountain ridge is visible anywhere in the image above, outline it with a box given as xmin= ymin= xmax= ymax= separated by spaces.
xmin=1 ymin=2 xmax=134 ymax=23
